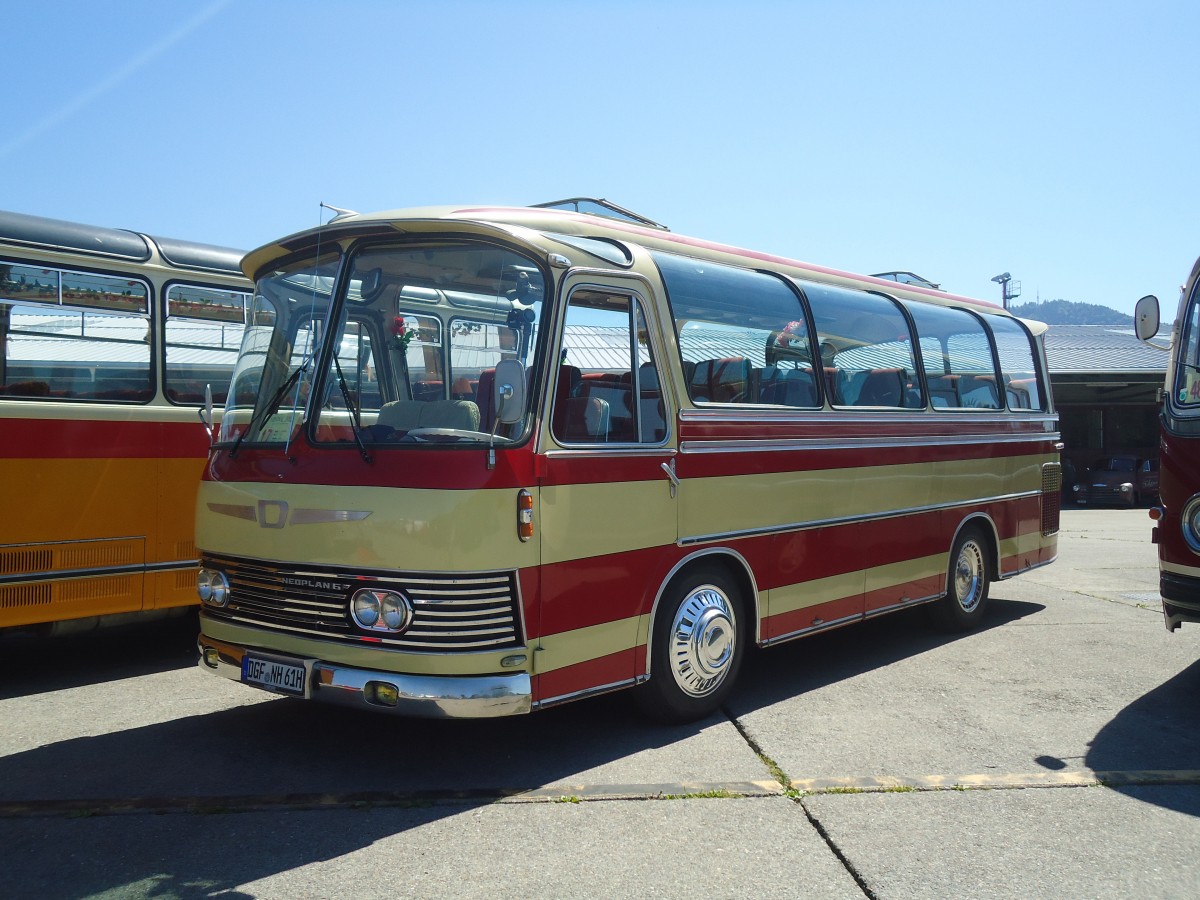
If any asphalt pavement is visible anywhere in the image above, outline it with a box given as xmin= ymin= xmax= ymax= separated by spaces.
xmin=2 ymin=507 xmax=1198 ymax=899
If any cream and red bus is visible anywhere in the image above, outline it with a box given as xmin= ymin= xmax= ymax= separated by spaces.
xmin=1136 ymin=260 xmax=1200 ymax=631
xmin=0 ymin=209 xmax=250 ymax=636
xmin=195 ymin=199 xmax=1060 ymax=722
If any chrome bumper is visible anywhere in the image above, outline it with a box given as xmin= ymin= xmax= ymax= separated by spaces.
xmin=197 ymin=635 xmax=532 ymax=718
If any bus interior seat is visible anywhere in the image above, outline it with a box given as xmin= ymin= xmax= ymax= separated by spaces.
xmin=691 ymin=357 xmax=750 ymax=403
xmin=758 ymin=365 xmax=817 ymax=407
xmin=557 ymin=395 xmax=611 ymax=442
xmin=855 ymin=368 xmax=907 ymax=407
xmin=958 ymin=374 xmax=1001 ymax=408
xmin=377 ymin=398 xmax=480 ymax=433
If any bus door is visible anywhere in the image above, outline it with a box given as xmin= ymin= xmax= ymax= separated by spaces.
xmin=534 ymin=278 xmax=679 ymax=699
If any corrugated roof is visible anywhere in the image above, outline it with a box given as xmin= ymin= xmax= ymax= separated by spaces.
xmin=1043 ymin=325 xmax=1169 ymax=375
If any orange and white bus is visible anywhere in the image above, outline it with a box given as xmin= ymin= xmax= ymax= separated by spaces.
xmin=195 ymin=198 xmax=1060 ymax=721
xmin=1136 ymin=260 xmax=1200 ymax=630
xmin=0 ymin=209 xmax=250 ymax=636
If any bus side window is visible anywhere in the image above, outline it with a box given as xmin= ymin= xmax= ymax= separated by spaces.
xmin=652 ymin=250 xmax=819 ymax=409
xmin=986 ymin=315 xmax=1045 ymax=411
xmin=554 ymin=289 xmax=664 ymax=445
xmin=802 ymin=286 xmax=921 ymax=409
xmin=906 ymin=302 xmax=1003 ymax=410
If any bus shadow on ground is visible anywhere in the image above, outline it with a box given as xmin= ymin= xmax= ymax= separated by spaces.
xmin=0 ymin=613 xmax=201 ymax=700
xmin=1085 ymin=658 xmax=1200 ymax=816
xmin=0 ymin=597 xmax=1043 ymax=898
xmin=0 ymin=685 xmax=723 ymax=897
xmin=729 ymin=595 xmax=1045 ymax=712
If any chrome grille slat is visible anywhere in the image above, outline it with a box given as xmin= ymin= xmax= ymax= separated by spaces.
xmin=203 ymin=554 xmax=522 ymax=651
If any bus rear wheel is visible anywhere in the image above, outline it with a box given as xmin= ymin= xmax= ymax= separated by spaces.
xmin=929 ymin=527 xmax=991 ymax=633
xmin=635 ymin=565 xmax=744 ymax=724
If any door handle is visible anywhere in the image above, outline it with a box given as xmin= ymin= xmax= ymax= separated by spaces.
xmin=660 ymin=460 xmax=680 ymax=499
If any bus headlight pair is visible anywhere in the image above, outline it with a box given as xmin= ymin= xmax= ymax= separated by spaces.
xmin=351 ymin=589 xmax=413 ymax=633
xmin=197 ymin=568 xmax=230 ymax=607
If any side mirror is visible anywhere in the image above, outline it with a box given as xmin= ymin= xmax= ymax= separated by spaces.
xmin=1134 ymin=294 xmax=1160 ymax=342
xmin=492 ymin=359 xmax=526 ymax=426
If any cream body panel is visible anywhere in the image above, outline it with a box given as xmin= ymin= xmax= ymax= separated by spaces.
xmin=197 ymin=481 xmax=538 ymax=572
xmin=680 ymin=454 xmax=1048 ymax=541
xmin=539 ymin=478 xmax=676 ymax=565
xmin=1163 ymin=559 xmax=1200 ymax=579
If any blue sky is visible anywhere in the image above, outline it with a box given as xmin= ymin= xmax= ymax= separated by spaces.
xmin=3 ymin=0 xmax=1196 ymax=315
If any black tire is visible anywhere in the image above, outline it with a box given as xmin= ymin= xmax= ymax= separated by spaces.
xmin=635 ymin=564 xmax=745 ymax=724
xmin=928 ymin=526 xmax=991 ymax=633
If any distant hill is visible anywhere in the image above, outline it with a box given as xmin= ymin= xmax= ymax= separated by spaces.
xmin=1006 ymin=299 xmax=1131 ymax=326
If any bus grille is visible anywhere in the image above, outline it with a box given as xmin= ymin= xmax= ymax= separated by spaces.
xmin=201 ymin=554 xmax=523 ymax=651
xmin=1041 ymin=462 xmax=1062 ymax=535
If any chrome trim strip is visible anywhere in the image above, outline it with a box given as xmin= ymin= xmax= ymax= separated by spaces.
xmin=0 ymin=559 xmax=197 ymax=586
xmin=680 ymin=491 xmax=1039 ymax=546
xmin=679 ymin=408 xmax=1058 ymax=427
xmin=197 ymin=635 xmax=531 ymax=718
xmin=206 ymin=503 xmax=372 ymax=526
xmin=680 ymin=431 xmax=1061 ymax=454
xmin=532 ymin=677 xmax=639 ymax=710
xmin=761 ymin=612 xmax=862 ymax=647
xmin=544 ymin=448 xmax=678 ymax=459
xmin=999 ymin=553 xmax=1058 ymax=580
xmin=864 ymin=593 xmax=941 ymax=619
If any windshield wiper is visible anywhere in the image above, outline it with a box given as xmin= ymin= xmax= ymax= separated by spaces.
xmin=229 ymin=362 xmax=308 ymax=459
xmin=331 ymin=355 xmax=372 ymax=463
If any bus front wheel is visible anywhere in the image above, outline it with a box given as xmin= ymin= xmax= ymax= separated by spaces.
xmin=635 ymin=565 xmax=744 ymax=724
xmin=929 ymin=527 xmax=991 ymax=633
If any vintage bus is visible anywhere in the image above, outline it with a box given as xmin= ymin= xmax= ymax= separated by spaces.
xmin=0 ymin=209 xmax=250 ymax=636
xmin=194 ymin=199 xmax=1060 ymax=722
xmin=1136 ymin=259 xmax=1200 ymax=631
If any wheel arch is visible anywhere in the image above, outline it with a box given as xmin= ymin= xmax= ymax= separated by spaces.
xmin=638 ymin=547 xmax=762 ymax=680
xmin=950 ymin=513 xmax=1000 ymax=583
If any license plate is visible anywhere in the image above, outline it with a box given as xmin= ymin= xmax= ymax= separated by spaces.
xmin=241 ymin=653 xmax=309 ymax=697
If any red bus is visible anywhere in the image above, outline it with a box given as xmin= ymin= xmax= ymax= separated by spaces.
xmin=194 ymin=199 xmax=1060 ymax=721
xmin=1137 ymin=259 xmax=1200 ymax=630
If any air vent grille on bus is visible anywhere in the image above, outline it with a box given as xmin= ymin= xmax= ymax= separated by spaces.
xmin=201 ymin=554 xmax=524 ymax=652
xmin=1041 ymin=462 xmax=1062 ymax=536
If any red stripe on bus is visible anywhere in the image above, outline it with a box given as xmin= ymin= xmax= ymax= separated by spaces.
xmin=762 ymin=595 xmax=864 ymax=642
xmin=0 ymin=416 xmax=209 ymax=459
xmin=534 ymin=649 xmax=637 ymax=705
xmin=531 ymin=505 xmax=1047 ymax=639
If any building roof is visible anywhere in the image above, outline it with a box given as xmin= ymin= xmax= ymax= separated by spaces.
xmin=1042 ymin=325 xmax=1169 ymax=376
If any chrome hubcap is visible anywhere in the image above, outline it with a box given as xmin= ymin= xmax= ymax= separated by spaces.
xmin=954 ymin=540 xmax=985 ymax=612
xmin=668 ymin=586 xmax=737 ymax=697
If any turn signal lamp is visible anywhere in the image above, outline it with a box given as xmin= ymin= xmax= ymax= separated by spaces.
xmin=517 ymin=489 xmax=534 ymax=542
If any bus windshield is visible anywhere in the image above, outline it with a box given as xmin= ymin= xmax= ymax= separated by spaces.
xmin=1175 ymin=279 xmax=1200 ymax=410
xmin=220 ymin=241 xmax=547 ymax=448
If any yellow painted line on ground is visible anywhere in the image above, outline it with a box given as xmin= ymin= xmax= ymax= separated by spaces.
xmin=3 ymin=771 xmax=1198 ymax=818
xmin=790 ymin=769 xmax=1200 ymax=793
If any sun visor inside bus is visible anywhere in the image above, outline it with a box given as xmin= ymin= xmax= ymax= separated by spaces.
xmin=151 ymin=235 xmax=246 ymax=276
xmin=0 ymin=209 xmax=151 ymax=262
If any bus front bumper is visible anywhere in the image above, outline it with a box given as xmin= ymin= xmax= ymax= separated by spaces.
xmin=1162 ymin=573 xmax=1200 ymax=632
xmin=197 ymin=635 xmax=532 ymax=718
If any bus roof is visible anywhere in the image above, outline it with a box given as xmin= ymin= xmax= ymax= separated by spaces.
xmin=244 ymin=201 xmax=1044 ymax=332
xmin=0 ymin=208 xmax=245 ymax=277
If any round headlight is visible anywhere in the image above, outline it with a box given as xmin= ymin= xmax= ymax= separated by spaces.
xmin=1184 ymin=494 xmax=1200 ymax=554
xmin=352 ymin=590 xmax=381 ymax=628
xmin=380 ymin=592 xmax=413 ymax=631
xmin=197 ymin=567 xmax=229 ymax=607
